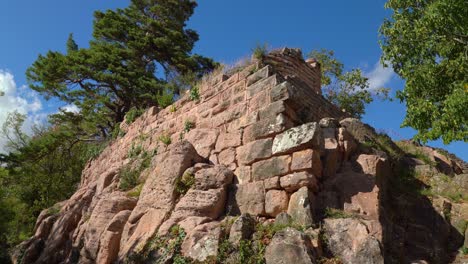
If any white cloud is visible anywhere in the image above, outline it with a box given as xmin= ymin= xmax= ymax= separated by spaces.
xmin=366 ymin=61 xmax=394 ymax=91
xmin=60 ymin=104 xmax=80 ymax=113
xmin=0 ymin=70 xmax=44 ymax=153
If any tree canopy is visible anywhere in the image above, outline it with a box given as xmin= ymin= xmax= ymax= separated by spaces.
xmin=308 ymin=49 xmax=389 ymax=119
xmin=380 ymin=0 xmax=467 ymax=144
xmin=26 ymin=0 xmax=217 ymax=137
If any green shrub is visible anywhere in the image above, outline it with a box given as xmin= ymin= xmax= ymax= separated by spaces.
xmin=252 ymin=43 xmax=268 ymax=60
xmin=169 ymin=104 xmax=177 ymax=113
xmin=111 ymin=123 xmax=125 ymax=139
xmin=157 ymin=91 xmax=174 ymax=108
xmin=460 ymin=246 xmax=468 ymax=255
xmin=119 ymin=165 xmax=140 ymax=191
xmin=183 ymin=120 xmax=195 ymax=133
xmin=175 ymin=171 xmax=195 ymax=196
xmin=324 ymin=208 xmax=355 ymax=219
xmin=189 ymin=86 xmax=200 ymax=101
xmin=125 ymin=107 xmax=144 ymax=124
xmin=127 ymin=143 xmax=143 ymax=159
xmin=159 ymin=134 xmax=171 ymax=146
xmin=126 ymin=225 xmax=187 ymax=264
xmin=127 ymin=184 xmax=143 ymax=198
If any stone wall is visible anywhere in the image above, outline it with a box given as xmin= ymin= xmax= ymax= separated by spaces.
xmin=18 ymin=48 xmax=354 ymax=264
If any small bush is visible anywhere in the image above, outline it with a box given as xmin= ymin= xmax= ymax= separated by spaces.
xmin=111 ymin=123 xmax=125 ymax=139
xmin=175 ymin=171 xmax=195 ymax=196
xmin=127 ymin=225 xmax=187 ymax=264
xmin=127 ymin=143 xmax=143 ymax=159
xmin=119 ymin=165 xmax=140 ymax=191
xmin=189 ymin=86 xmax=200 ymax=101
xmin=159 ymin=134 xmax=171 ymax=146
xmin=324 ymin=208 xmax=355 ymax=219
xmin=157 ymin=91 xmax=174 ymax=108
xmin=183 ymin=120 xmax=195 ymax=133
xmin=252 ymin=43 xmax=268 ymax=60
xmin=125 ymin=107 xmax=144 ymax=124
xmin=127 ymin=184 xmax=143 ymax=197
xmin=169 ymin=104 xmax=177 ymax=113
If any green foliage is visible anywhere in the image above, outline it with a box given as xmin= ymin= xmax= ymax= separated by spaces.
xmin=127 ymin=143 xmax=143 ymax=159
xmin=159 ymin=134 xmax=172 ymax=146
xmin=189 ymin=86 xmax=200 ymax=101
xmin=460 ymin=246 xmax=468 ymax=255
xmin=127 ymin=225 xmax=187 ymax=264
xmin=0 ymin=111 xmax=106 ymax=251
xmin=27 ymin=0 xmax=217 ymax=138
xmin=175 ymin=171 xmax=195 ymax=197
xmin=125 ymin=107 xmax=145 ymax=125
xmin=361 ymin=132 xmax=403 ymax=160
xmin=324 ymin=208 xmax=355 ymax=219
xmin=156 ymin=90 xmax=174 ymax=108
xmin=127 ymin=184 xmax=144 ymax=198
xmin=395 ymin=141 xmax=436 ymax=166
xmin=111 ymin=123 xmax=125 ymax=139
xmin=119 ymin=165 xmax=140 ymax=191
xmin=120 ymin=144 xmax=152 ymax=191
xmin=169 ymin=104 xmax=177 ymax=113
xmin=380 ymin=0 xmax=468 ymax=144
xmin=66 ymin=33 xmax=78 ymax=53
xmin=183 ymin=120 xmax=195 ymax=133
xmin=252 ymin=43 xmax=268 ymax=60
xmin=308 ymin=49 xmax=390 ymax=119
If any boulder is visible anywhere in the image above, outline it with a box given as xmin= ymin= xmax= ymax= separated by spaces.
xmin=229 ymin=214 xmax=256 ymax=245
xmin=265 ymin=227 xmax=315 ymax=264
xmin=323 ymin=218 xmax=384 ymax=264
xmin=119 ymin=141 xmax=203 ymax=258
xmin=287 ymin=187 xmax=314 ymax=227
xmin=181 ymin=222 xmax=221 ymax=262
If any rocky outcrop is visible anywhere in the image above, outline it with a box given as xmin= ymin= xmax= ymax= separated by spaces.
xmin=15 ymin=48 xmax=467 ymax=264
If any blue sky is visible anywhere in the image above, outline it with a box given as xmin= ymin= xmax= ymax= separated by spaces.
xmin=0 ymin=0 xmax=466 ymax=160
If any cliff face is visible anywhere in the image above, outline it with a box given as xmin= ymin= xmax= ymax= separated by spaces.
xmin=14 ymin=48 xmax=468 ymax=264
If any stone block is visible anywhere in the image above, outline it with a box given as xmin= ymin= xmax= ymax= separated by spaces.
xmin=280 ymin=171 xmax=318 ymax=192
xmin=287 ymin=187 xmax=314 ymax=227
xmin=236 ymin=138 xmax=273 ymax=165
xmin=247 ymin=75 xmax=280 ymax=99
xmin=264 ymin=176 xmax=280 ymax=190
xmin=243 ymin=113 xmax=293 ymax=143
xmin=252 ymin=155 xmax=291 ymax=181
xmin=272 ymin=122 xmax=321 ymax=155
xmin=265 ymin=190 xmax=289 ymax=217
xmin=270 ymin=81 xmax=295 ymax=102
xmin=235 ymin=182 xmax=265 ymax=215
xmin=249 ymin=90 xmax=270 ymax=112
xmin=218 ymin=148 xmax=236 ymax=167
xmin=216 ymin=132 xmax=242 ymax=152
xmin=234 ymin=166 xmax=251 ymax=184
xmin=185 ymin=129 xmax=219 ymax=159
xmin=291 ymin=149 xmax=322 ymax=177
xmin=246 ymin=65 xmax=272 ymax=86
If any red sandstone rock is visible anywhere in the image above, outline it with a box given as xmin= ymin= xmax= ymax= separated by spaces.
xmin=265 ymin=190 xmax=289 ymax=217
xmin=236 ymin=138 xmax=273 ymax=165
xmin=235 ymin=181 xmax=265 ymax=215
xmin=280 ymin=171 xmax=318 ymax=192
xmin=291 ymin=149 xmax=322 ymax=177
xmin=215 ymin=132 xmax=242 ymax=152
xmin=251 ymin=155 xmax=291 ymax=181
